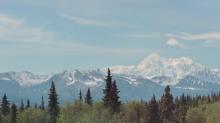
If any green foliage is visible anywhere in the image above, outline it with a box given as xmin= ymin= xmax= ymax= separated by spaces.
xmin=19 ymin=100 xmax=24 ymax=112
xmin=103 ymin=68 xmax=113 ymax=107
xmin=2 ymin=71 xmax=220 ymax=123
xmin=17 ymin=108 xmax=49 ymax=123
xmin=26 ymin=99 xmax=30 ymax=109
xmin=84 ymin=88 xmax=92 ymax=105
xmin=1 ymin=94 xmax=10 ymax=116
xmin=1 ymin=115 xmax=10 ymax=123
xmin=11 ymin=103 xmax=17 ymax=123
xmin=148 ymin=95 xmax=161 ymax=123
xmin=121 ymin=101 xmax=147 ymax=123
xmin=186 ymin=101 xmax=220 ymax=123
xmin=160 ymin=86 xmax=175 ymax=121
xmin=39 ymin=96 xmax=45 ymax=110
xmin=48 ymin=81 xmax=59 ymax=123
xmin=109 ymin=80 xmax=121 ymax=112
xmin=58 ymin=102 xmax=112 ymax=123
xmin=78 ymin=89 xmax=83 ymax=102
xmin=103 ymin=69 xmax=121 ymax=113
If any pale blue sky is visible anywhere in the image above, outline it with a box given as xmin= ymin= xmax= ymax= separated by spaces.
xmin=0 ymin=0 xmax=220 ymax=74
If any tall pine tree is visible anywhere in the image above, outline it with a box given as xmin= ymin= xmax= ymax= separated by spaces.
xmin=177 ymin=93 xmax=188 ymax=123
xmin=48 ymin=81 xmax=59 ymax=123
xmin=11 ymin=103 xmax=17 ymax=123
xmin=19 ymin=100 xmax=24 ymax=112
xmin=34 ymin=103 xmax=38 ymax=109
xmin=103 ymin=68 xmax=113 ymax=107
xmin=160 ymin=86 xmax=175 ymax=121
xmin=85 ymin=88 xmax=92 ymax=105
xmin=148 ymin=95 xmax=161 ymax=123
xmin=109 ymin=80 xmax=121 ymax=112
xmin=26 ymin=99 xmax=30 ymax=109
xmin=40 ymin=96 xmax=45 ymax=110
xmin=1 ymin=93 xmax=10 ymax=116
xmin=79 ymin=89 xmax=83 ymax=102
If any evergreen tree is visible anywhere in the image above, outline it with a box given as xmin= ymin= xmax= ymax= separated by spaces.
xmin=26 ymin=99 xmax=30 ymax=109
xmin=11 ymin=103 xmax=17 ymax=123
xmin=48 ymin=81 xmax=59 ymax=123
xmin=109 ymin=80 xmax=121 ymax=112
xmin=19 ymin=100 xmax=24 ymax=112
xmin=34 ymin=103 xmax=38 ymax=109
xmin=175 ymin=93 xmax=187 ymax=123
xmin=79 ymin=89 xmax=83 ymax=102
xmin=148 ymin=95 xmax=161 ymax=123
xmin=1 ymin=93 xmax=10 ymax=116
xmin=40 ymin=96 xmax=45 ymax=110
xmin=85 ymin=88 xmax=92 ymax=105
xmin=179 ymin=93 xmax=188 ymax=123
xmin=160 ymin=86 xmax=175 ymax=120
xmin=103 ymin=68 xmax=113 ymax=107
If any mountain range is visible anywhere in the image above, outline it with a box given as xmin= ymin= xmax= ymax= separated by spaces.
xmin=1 ymin=53 xmax=220 ymax=104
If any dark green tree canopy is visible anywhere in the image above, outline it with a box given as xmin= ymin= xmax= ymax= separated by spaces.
xmin=26 ymin=99 xmax=30 ymax=109
xmin=103 ymin=68 xmax=113 ymax=107
xmin=85 ymin=88 xmax=92 ymax=105
xmin=148 ymin=95 xmax=161 ymax=123
xmin=79 ymin=89 xmax=83 ymax=102
xmin=19 ymin=99 xmax=24 ymax=112
xmin=40 ymin=96 xmax=45 ymax=110
xmin=109 ymin=80 xmax=121 ymax=112
xmin=11 ymin=103 xmax=17 ymax=123
xmin=160 ymin=86 xmax=175 ymax=120
xmin=1 ymin=93 xmax=10 ymax=116
xmin=48 ymin=81 xmax=59 ymax=123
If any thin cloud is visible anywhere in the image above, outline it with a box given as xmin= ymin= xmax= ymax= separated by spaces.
xmin=0 ymin=14 xmax=147 ymax=56
xmin=60 ymin=13 xmax=108 ymax=26
xmin=166 ymin=32 xmax=220 ymax=42
xmin=166 ymin=32 xmax=220 ymax=48
xmin=166 ymin=38 xmax=188 ymax=49
xmin=123 ymin=33 xmax=162 ymax=38
xmin=0 ymin=14 xmax=55 ymax=43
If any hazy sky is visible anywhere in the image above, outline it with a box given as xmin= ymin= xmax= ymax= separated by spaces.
xmin=0 ymin=0 xmax=220 ymax=74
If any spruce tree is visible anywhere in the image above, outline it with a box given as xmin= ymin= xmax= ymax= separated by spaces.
xmin=79 ymin=89 xmax=83 ymax=102
xmin=26 ymin=99 xmax=30 ymax=109
xmin=109 ymin=80 xmax=121 ymax=112
xmin=34 ymin=103 xmax=38 ymax=109
xmin=48 ymin=81 xmax=59 ymax=123
xmin=11 ymin=103 xmax=17 ymax=123
xmin=160 ymin=86 xmax=175 ymax=120
xmin=85 ymin=88 xmax=92 ymax=105
xmin=148 ymin=95 xmax=161 ymax=123
xmin=40 ymin=96 xmax=45 ymax=110
xmin=1 ymin=93 xmax=10 ymax=116
xmin=19 ymin=100 xmax=24 ymax=112
xmin=178 ymin=93 xmax=187 ymax=123
xmin=103 ymin=68 xmax=112 ymax=107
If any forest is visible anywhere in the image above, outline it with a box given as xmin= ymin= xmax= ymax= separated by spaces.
xmin=0 ymin=68 xmax=220 ymax=123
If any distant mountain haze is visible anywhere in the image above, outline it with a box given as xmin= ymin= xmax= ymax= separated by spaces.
xmin=0 ymin=53 xmax=220 ymax=105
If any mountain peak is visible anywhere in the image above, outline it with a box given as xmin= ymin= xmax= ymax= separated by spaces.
xmin=145 ymin=53 xmax=161 ymax=60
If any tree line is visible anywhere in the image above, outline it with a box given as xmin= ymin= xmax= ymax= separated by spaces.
xmin=0 ymin=68 xmax=220 ymax=123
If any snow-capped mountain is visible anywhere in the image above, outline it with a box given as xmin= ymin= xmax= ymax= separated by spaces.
xmin=109 ymin=53 xmax=208 ymax=86
xmin=0 ymin=53 xmax=220 ymax=103
xmin=0 ymin=71 xmax=51 ymax=86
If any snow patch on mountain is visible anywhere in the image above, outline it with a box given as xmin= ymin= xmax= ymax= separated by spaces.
xmin=108 ymin=53 xmax=206 ymax=86
xmin=53 ymin=69 xmax=105 ymax=87
xmin=0 ymin=71 xmax=51 ymax=86
xmin=0 ymin=53 xmax=219 ymax=87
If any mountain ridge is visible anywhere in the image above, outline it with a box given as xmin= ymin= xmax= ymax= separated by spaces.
xmin=0 ymin=53 xmax=219 ymax=87
xmin=0 ymin=53 xmax=220 ymax=103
